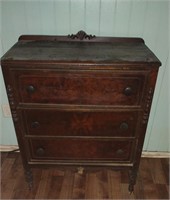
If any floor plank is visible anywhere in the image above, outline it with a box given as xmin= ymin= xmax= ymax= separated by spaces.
xmin=107 ymin=170 xmax=121 ymax=199
xmin=72 ymin=172 xmax=86 ymax=199
xmin=59 ymin=170 xmax=74 ymax=199
xmin=0 ymin=152 xmax=169 ymax=199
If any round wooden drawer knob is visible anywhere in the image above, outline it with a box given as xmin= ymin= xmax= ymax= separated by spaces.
xmin=27 ymin=85 xmax=36 ymax=93
xmin=116 ymin=149 xmax=124 ymax=155
xmin=120 ymin=122 xmax=129 ymax=130
xmin=36 ymin=147 xmax=45 ymax=156
xmin=31 ymin=121 xmax=40 ymax=128
xmin=124 ymin=87 xmax=133 ymax=96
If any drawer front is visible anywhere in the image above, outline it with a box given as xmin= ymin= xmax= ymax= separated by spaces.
xmin=29 ymin=139 xmax=134 ymax=161
xmin=13 ymin=70 xmax=146 ymax=105
xmin=23 ymin=110 xmax=138 ymax=137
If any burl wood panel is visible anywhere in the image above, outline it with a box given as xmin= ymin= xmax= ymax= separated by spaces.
xmin=23 ymin=109 xmax=139 ymax=137
xmin=12 ymin=70 xmax=147 ymax=105
xmin=29 ymin=139 xmax=134 ymax=161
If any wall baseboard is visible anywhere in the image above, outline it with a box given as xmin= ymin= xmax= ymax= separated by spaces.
xmin=0 ymin=145 xmax=19 ymax=152
xmin=0 ymin=145 xmax=169 ymax=158
xmin=141 ymin=151 xmax=170 ymax=158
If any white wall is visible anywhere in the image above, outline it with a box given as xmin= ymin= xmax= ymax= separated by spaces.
xmin=0 ymin=0 xmax=169 ymax=151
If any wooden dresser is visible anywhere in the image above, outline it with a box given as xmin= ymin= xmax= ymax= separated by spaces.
xmin=1 ymin=31 xmax=161 ymax=192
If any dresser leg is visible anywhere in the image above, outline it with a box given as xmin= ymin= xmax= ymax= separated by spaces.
xmin=128 ymin=169 xmax=137 ymax=194
xmin=25 ymin=168 xmax=33 ymax=190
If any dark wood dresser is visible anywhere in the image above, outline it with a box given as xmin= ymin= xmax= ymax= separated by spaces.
xmin=1 ymin=31 xmax=161 ymax=192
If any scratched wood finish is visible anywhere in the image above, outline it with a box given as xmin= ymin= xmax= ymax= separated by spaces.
xmin=1 ymin=34 xmax=161 ymax=192
xmin=1 ymin=152 xmax=169 ymax=199
xmin=30 ymin=139 xmax=133 ymax=161
xmin=13 ymin=70 xmax=146 ymax=105
xmin=23 ymin=110 xmax=138 ymax=137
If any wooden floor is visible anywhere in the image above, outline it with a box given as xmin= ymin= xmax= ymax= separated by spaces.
xmin=1 ymin=152 xmax=169 ymax=199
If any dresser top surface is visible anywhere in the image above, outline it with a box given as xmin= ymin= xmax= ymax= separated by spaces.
xmin=1 ymin=35 xmax=161 ymax=66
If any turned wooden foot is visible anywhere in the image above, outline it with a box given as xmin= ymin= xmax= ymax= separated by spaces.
xmin=128 ymin=169 xmax=137 ymax=194
xmin=25 ymin=169 xmax=33 ymax=190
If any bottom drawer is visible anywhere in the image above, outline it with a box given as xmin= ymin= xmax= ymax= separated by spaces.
xmin=29 ymin=139 xmax=134 ymax=162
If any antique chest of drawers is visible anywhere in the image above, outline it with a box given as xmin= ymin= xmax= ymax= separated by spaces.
xmin=1 ymin=31 xmax=161 ymax=192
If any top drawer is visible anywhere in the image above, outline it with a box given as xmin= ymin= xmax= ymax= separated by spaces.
xmin=11 ymin=69 xmax=148 ymax=106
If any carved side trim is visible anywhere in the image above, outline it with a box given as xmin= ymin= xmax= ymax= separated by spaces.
xmin=68 ymin=30 xmax=96 ymax=40
xmin=128 ymin=169 xmax=138 ymax=193
xmin=6 ymin=84 xmax=18 ymax=122
xmin=142 ymin=87 xmax=153 ymax=124
xmin=25 ymin=168 xmax=33 ymax=190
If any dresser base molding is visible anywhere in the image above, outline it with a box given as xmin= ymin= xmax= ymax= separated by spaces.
xmin=0 ymin=146 xmax=169 ymax=158
xmin=23 ymin=162 xmax=137 ymax=192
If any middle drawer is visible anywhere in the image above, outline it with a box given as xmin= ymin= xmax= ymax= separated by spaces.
xmin=22 ymin=109 xmax=139 ymax=137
